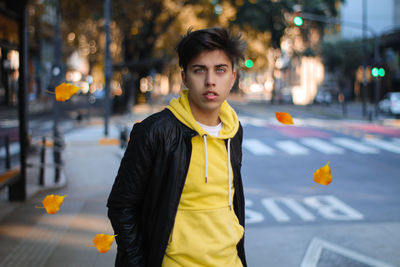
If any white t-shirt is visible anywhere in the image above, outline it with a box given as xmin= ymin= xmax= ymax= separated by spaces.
xmin=197 ymin=121 xmax=223 ymax=137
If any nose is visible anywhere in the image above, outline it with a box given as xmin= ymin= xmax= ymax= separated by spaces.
xmin=205 ymin=71 xmax=216 ymax=87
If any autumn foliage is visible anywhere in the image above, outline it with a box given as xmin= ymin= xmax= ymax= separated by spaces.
xmin=313 ymin=162 xmax=333 ymax=186
xmin=275 ymin=112 xmax=294 ymax=125
xmin=55 ymin=83 xmax=80 ymax=102
xmin=40 ymin=194 xmax=67 ymax=214
xmin=92 ymin=234 xmax=117 ymax=253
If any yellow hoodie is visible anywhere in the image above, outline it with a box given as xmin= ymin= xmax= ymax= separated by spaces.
xmin=162 ymin=90 xmax=244 ymax=267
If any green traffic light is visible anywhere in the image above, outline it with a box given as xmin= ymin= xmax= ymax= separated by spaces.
xmin=371 ymin=67 xmax=379 ymax=77
xmin=245 ymin=59 xmax=254 ymax=68
xmin=294 ymin=16 xmax=303 ymax=26
xmin=378 ymin=68 xmax=385 ymax=77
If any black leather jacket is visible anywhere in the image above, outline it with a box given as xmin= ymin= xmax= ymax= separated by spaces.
xmin=107 ymin=109 xmax=246 ymax=267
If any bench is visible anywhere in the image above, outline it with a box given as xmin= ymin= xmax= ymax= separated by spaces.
xmin=0 ymin=167 xmax=21 ymax=200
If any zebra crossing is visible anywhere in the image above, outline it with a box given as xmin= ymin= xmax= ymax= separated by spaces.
xmin=243 ymin=137 xmax=400 ymax=156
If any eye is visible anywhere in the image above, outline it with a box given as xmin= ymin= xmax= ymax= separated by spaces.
xmin=216 ymin=68 xmax=226 ymax=73
xmin=193 ymin=68 xmax=205 ymax=73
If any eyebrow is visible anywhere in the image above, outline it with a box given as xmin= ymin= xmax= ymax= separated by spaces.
xmin=191 ymin=64 xmax=230 ymax=69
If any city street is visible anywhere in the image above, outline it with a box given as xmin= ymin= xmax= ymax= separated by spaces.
xmin=231 ymin=102 xmax=400 ymax=267
xmin=0 ymin=100 xmax=399 ymax=267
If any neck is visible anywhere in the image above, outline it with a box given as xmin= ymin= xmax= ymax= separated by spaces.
xmin=189 ymin=104 xmax=221 ymax=126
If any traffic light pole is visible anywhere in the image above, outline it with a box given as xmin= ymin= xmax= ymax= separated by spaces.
xmin=104 ymin=0 xmax=112 ymax=137
xmin=362 ymin=0 xmax=367 ymax=118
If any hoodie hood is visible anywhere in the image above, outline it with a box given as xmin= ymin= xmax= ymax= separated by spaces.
xmin=167 ymin=90 xmax=239 ymax=139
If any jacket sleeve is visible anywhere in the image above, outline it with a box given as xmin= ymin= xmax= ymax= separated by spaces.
xmin=107 ymin=122 xmax=155 ymax=267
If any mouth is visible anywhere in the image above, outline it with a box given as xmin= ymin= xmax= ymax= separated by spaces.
xmin=203 ymin=91 xmax=219 ymax=97
xmin=203 ymin=91 xmax=218 ymax=100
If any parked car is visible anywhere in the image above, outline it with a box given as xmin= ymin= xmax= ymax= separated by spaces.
xmin=314 ymin=90 xmax=333 ymax=105
xmin=273 ymin=86 xmax=293 ymax=104
xmin=378 ymin=92 xmax=400 ymax=116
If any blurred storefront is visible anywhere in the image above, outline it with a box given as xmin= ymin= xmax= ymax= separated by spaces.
xmin=0 ymin=3 xmax=20 ymax=108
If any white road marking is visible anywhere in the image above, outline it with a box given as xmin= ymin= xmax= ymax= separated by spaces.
xmin=261 ymin=197 xmax=316 ymax=222
xmin=239 ymin=116 xmax=268 ymax=127
xmin=301 ymin=237 xmax=396 ymax=267
xmin=300 ymin=138 xmax=345 ymax=154
xmin=364 ymin=138 xmax=400 ymax=153
xmin=331 ymin=137 xmax=379 ymax=154
xmin=243 ymin=139 xmax=275 ymax=155
xmin=245 ymin=199 xmax=264 ymax=224
xmin=275 ymin=140 xmax=310 ymax=155
xmin=303 ymin=195 xmax=364 ymax=221
xmin=246 ymin=195 xmax=364 ymax=224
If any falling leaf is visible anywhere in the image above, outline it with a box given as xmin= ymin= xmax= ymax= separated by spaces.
xmin=37 ymin=194 xmax=67 ymax=214
xmin=92 ymin=234 xmax=117 ymax=253
xmin=275 ymin=112 xmax=294 ymax=125
xmin=313 ymin=162 xmax=332 ymax=186
xmin=55 ymin=83 xmax=80 ymax=102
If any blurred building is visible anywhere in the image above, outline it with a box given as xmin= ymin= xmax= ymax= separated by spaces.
xmin=0 ymin=0 xmax=59 ymax=112
xmin=0 ymin=1 xmax=21 ymax=108
xmin=339 ymin=0 xmax=400 ymax=98
xmin=27 ymin=0 xmax=58 ymax=113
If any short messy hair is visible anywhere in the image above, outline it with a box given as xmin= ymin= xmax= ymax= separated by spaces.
xmin=177 ymin=27 xmax=246 ymax=71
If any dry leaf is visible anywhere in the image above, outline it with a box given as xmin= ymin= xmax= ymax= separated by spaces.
xmin=93 ymin=234 xmax=117 ymax=253
xmin=313 ymin=162 xmax=332 ymax=186
xmin=55 ymin=83 xmax=80 ymax=102
xmin=40 ymin=194 xmax=67 ymax=214
xmin=275 ymin=112 xmax=294 ymax=125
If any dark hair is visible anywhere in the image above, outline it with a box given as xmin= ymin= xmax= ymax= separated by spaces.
xmin=177 ymin=27 xmax=246 ymax=71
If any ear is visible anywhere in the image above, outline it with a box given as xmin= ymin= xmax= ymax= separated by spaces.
xmin=230 ymin=70 xmax=237 ymax=88
xmin=181 ymin=70 xmax=188 ymax=88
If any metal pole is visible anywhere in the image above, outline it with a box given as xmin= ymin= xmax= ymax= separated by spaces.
xmin=53 ymin=0 xmax=63 ymax=183
xmin=104 ymin=0 xmax=112 ymax=137
xmin=374 ymin=36 xmax=381 ymax=117
xmin=10 ymin=0 xmax=28 ymax=201
xmin=5 ymin=136 xmax=11 ymax=169
xmin=361 ymin=0 xmax=367 ymax=117
xmin=39 ymin=137 xmax=45 ymax=186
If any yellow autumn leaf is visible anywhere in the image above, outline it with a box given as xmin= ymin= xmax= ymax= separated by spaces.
xmin=39 ymin=194 xmax=67 ymax=214
xmin=55 ymin=83 xmax=80 ymax=102
xmin=92 ymin=234 xmax=117 ymax=253
xmin=313 ymin=162 xmax=332 ymax=186
xmin=275 ymin=112 xmax=294 ymax=125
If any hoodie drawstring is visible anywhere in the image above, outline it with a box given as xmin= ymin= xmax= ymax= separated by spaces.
xmin=203 ymin=135 xmax=208 ymax=183
xmin=227 ymin=138 xmax=232 ymax=210
xmin=202 ymin=135 xmax=232 ymax=210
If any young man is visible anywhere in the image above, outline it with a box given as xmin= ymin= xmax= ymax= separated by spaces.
xmin=107 ymin=27 xmax=247 ymax=267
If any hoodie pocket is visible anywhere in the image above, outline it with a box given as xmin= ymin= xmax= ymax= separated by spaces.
xmin=164 ymin=207 xmax=244 ymax=266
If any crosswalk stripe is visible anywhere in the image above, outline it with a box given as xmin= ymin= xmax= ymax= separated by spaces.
xmin=300 ymin=138 xmax=345 ymax=154
xmin=243 ymin=137 xmax=400 ymax=156
xmin=364 ymin=138 xmax=400 ymax=153
xmin=393 ymin=138 xmax=400 ymax=144
xmin=241 ymin=117 xmax=268 ymax=127
xmin=331 ymin=138 xmax=379 ymax=154
xmin=275 ymin=140 xmax=310 ymax=155
xmin=243 ymin=139 xmax=275 ymax=155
